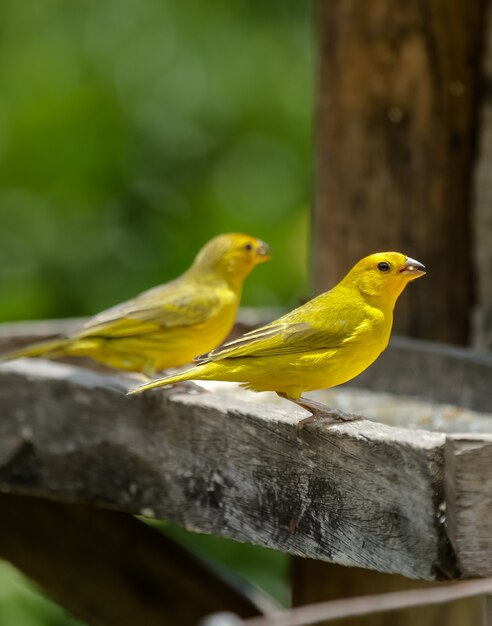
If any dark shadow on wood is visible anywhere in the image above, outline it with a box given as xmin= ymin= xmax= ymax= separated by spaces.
xmin=0 ymin=493 xmax=261 ymax=626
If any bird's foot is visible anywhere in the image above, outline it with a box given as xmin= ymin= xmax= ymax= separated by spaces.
xmin=277 ymin=393 xmax=363 ymax=431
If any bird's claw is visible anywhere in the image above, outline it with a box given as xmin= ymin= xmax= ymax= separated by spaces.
xmin=277 ymin=392 xmax=364 ymax=432
xmin=296 ymin=407 xmax=364 ymax=431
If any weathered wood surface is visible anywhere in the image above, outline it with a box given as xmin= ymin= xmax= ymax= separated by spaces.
xmin=445 ymin=435 xmax=492 ymax=577
xmin=313 ymin=0 xmax=485 ymax=345
xmin=352 ymin=336 xmax=492 ymax=414
xmin=0 ymin=357 xmax=452 ymax=580
xmin=315 ymin=387 xmax=492 ymax=434
xmin=0 ymin=493 xmax=262 ymax=626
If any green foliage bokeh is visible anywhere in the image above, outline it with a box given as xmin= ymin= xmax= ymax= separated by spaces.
xmin=0 ymin=0 xmax=312 ymax=623
xmin=0 ymin=0 xmax=313 ymax=323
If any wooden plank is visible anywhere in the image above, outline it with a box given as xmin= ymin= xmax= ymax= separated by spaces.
xmin=0 ymin=358 xmax=454 ymax=580
xmin=0 ymin=492 xmax=261 ymax=626
xmin=291 ymin=561 xmax=481 ymax=626
xmin=3 ymin=321 xmax=492 ymax=413
xmin=353 ymin=336 xmax=492 ymax=413
xmin=445 ymin=434 xmax=492 ymax=577
xmin=313 ymin=0 xmax=485 ymax=345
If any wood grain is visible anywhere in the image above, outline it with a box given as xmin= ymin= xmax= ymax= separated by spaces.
xmin=313 ymin=0 xmax=485 ymax=344
xmin=352 ymin=336 xmax=492 ymax=413
xmin=0 ymin=358 xmax=454 ymax=580
xmin=445 ymin=435 xmax=492 ymax=577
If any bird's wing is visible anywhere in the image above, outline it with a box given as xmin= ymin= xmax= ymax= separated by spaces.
xmin=197 ymin=302 xmax=364 ymax=362
xmin=77 ymin=282 xmax=227 ymax=339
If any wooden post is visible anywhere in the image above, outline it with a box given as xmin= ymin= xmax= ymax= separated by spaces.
xmin=312 ymin=0 xmax=485 ymax=344
xmin=298 ymin=0 xmax=488 ymax=623
xmin=473 ymin=2 xmax=492 ymax=349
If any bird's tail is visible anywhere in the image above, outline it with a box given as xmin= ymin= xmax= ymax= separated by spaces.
xmin=127 ymin=364 xmax=209 ymax=395
xmin=0 ymin=337 xmax=70 ymax=363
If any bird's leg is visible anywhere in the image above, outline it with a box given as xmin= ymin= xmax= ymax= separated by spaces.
xmin=295 ymin=396 xmax=363 ymax=427
xmin=276 ymin=392 xmax=364 ymax=430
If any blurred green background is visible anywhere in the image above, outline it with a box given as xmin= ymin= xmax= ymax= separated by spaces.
xmin=0 ymin=0 xmax=312 ymax=623
xmin=0 ymin=0 xmax=313 ymax=323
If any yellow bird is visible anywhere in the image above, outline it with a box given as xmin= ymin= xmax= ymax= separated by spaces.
xmin=1 ymin=233 xmax=270 ymax=375
xmin=128 ymin=252 xmax=425 ymax=425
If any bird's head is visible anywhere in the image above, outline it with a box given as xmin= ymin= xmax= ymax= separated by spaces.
xmin=191 ymin=233 xmax=271 ymax=285
xmin=341 ymin=252 xmax=426 ymax=307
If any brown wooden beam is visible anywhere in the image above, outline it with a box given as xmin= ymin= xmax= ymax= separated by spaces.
xmin=0 ymin=493 xmax=261 ymax=626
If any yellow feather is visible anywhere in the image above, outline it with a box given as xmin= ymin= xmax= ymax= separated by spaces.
xmin=128 ymin=252 xmax=425 ymax=400
xmin=1 ymin=233 xmax=270 ymax=375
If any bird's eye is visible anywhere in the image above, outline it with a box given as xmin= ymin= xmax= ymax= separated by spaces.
xmin=244 ymin=243 xmax=253 ymax=251
xmin=378 ymin=261 xmax=390 ymax=273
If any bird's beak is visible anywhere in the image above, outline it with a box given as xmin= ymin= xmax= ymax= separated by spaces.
xmin=255 ymin=241 xmax=271 ymax=263
xmin=399 ymin=256 xmax=426 ymax=279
